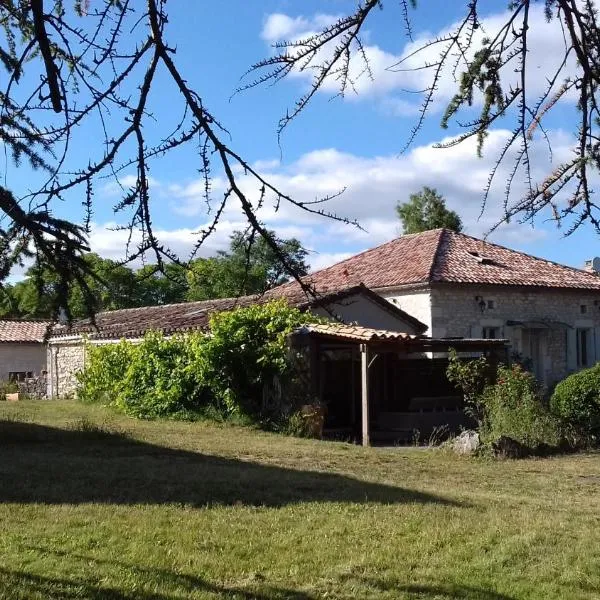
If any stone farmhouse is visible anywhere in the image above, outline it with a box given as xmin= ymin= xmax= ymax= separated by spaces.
xmin=43 ymin=227 xmax=600 ymax=397
xmin=275 ymin=228 xmax=600 ymax=386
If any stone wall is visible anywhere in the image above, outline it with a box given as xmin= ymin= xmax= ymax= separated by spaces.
xmin=47 ymin=341 xmax=86 ymax=398
xmin=429 ymin=284 xmax=600 ymax=384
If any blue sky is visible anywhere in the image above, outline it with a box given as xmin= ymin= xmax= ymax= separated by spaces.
xmin=6 ymin=1 xmax=600 ymax=273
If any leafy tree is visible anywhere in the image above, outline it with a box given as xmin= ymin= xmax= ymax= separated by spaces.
xmin=396 ymin=187 xmax=463 ymax=234
xmin=1 ymin=1 xmax=599 ymax=315
xmin=0 ymin=254 xmax=138 ymax=318
xmin=187 ymin=232 xmax=308 ymax=300
xmin=135 ymin=263 xmax=188 ymax=307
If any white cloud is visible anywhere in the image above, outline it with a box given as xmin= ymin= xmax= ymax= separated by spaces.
xmin=157 ymin=126 xmax=579 ymax=272
xmin=259 ymin=5 xmax=577 ymax=114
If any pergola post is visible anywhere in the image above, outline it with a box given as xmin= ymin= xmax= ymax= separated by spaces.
xmin=360 ymin=343 xmax=370 ymax=447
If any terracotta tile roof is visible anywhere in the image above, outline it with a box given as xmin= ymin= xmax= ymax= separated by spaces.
xmin=50 ymin=284 xmax=426 ymax=340
xmin=0 ymin=320 xmax=50 ymax=343
xmin=273 ymin=228 xmax=600 ymax=293
xmin=296 ymin=323 xmax=418 ymax=343
xmin=51 ymin=297 xmax=255 ymax=340
xmin=294 ymin=323 xmax=507 ymax=350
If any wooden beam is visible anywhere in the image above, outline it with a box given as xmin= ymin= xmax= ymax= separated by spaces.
xmin=360 ymin=343 xmax=370 ymax=447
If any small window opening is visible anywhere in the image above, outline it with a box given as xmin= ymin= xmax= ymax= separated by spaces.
xmin=482 ymin=327 xmax=500 ymax=339
xmin=487 ymin=300 xmax=495 ymax=310
xmin=580 ymin=304 xmax=588 ymax=314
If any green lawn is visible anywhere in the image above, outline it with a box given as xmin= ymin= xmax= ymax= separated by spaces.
xmin=0 ymin=401 xmax=599 ymax=599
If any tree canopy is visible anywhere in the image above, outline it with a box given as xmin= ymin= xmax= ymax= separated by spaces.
xmin=1 ymin=1 xmax=598 ymax=316
xmin=0 ymin=232 xmax=307 ymax=319
xmin=397 ymin=187 xmax=463 ymax=234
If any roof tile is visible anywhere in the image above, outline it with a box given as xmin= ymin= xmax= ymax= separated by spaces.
xmin=0 ymin=320 xmax=49 ymax=343
xmin=273 ymin=228 xmax=600 ymax=293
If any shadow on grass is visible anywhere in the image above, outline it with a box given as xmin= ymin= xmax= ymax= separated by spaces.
xmin=1 ymin=549 xmax=523 ymax=600
xmin=0 ymin=566 xmax=315 ymax=600
xmin=353 ymin=576 xmax=519 ymax=599
xmin=0 ymin=420 xmax=462 ymax=507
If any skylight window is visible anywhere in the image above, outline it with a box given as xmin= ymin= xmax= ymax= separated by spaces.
xmin=466 ymin=250 xmax=494 ymax=265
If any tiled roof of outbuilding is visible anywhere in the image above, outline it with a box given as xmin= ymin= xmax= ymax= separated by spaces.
xmin=50 ymin=284 xmax=426 ymax=340
xmin=0 ymin=320 xmax=50 ymax=343
xmin=271 ymin=228 xmax=600 ymax=293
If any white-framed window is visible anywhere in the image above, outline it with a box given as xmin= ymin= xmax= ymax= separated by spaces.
xmin=576 ymin=328 xmax=593 ymax=368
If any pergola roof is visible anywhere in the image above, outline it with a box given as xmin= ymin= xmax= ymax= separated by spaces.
xmin=294 ymin=323 xmax=508 ymax=352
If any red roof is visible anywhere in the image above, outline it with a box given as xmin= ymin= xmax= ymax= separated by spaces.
xmin=0 ymin=320 xmax=49 ymax=343
xmin=274 ymin=229 xmax=600 ymax=293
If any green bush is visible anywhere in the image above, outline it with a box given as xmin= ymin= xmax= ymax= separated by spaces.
xmin=117 ymin=331 xmax=210 ymax=419
xmin=77 ymin=300 xmax=321 ymax=424
xmin=77 ymin=332 xmax=209 ymax=419
xmin=202 ymin=299 xmax=322 ymax=420
xmin=550 ymin=364 xmax=600 ymax=436
xmin=446 ymin=349 xmax=489 ymax=418
xmin=480 ymin=364 xmax=563 ymax=449
xmin=77 ymin=339 xmax=131 ymax=405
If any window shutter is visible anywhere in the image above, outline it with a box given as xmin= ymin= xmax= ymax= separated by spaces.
xmin=567 ymin=328 xmax=577 ymax=372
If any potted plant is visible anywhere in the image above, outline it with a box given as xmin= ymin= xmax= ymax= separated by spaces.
xmin=1 ymin=381 xmax=19 ymax=402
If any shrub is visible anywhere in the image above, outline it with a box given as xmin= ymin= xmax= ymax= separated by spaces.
xmin=77 ymin=339 xmax=131 ymax=405
xmin=116 ymin=331 xmax=210 ymax=419
xmin=550 ymin=364 xmax=600 ymax=436
xmin=202 ymin=299 xmax=323 ymax=421
xmin=480 ymin=364 xmax=563 ymax=450
xmin=77 ymin=300 xmax=322 ymax=425
xmin=446 ymin=349 xmax=490 ymax=418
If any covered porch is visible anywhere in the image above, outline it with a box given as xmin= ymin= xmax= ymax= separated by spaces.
xmin=291 ymin=324 xmax=508 ymax=446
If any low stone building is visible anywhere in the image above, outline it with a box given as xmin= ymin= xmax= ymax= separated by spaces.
xmin=47 ymin=285 xmax=426 ymax=397
xmin=273 ymin=228 xmax=600 ymax=386
xmin=0 ymin=320 xmax=49 ymax=382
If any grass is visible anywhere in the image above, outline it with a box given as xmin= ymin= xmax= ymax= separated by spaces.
xmin=1 ymin=401 xmax=599 ymax=599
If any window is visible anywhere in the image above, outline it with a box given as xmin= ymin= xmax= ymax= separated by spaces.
xmin=8 ymin=371 xmax=32 ymax=382
xmin=581 ymin=304 xmax=588 ymax=314
xmin=576 ymin=328 xmax=592 ymax=368
xmin=487 ymin=300 xmax=495 ymax=310
xmin=483 ymin=326 xmax=500 ymax=339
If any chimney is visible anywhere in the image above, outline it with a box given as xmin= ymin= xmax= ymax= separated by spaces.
xmin=584 ymin=257 xmax=600 ymax=274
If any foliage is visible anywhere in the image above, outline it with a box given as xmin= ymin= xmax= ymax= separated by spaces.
xmin=0 ymin=231 xmax=307 ymax=319
xmin=447 ymin=353 xmax=565 ymax=453
xmin=396 ymin=187 xmax=462 ymax=234
xmin=550 ymin=364 xmax=600 ymax=436
xmin=77 ymin=333 xmax=209 ymax=419
xmin=480 ymin=364 xmax=563 ymax=450
xmin=0 ymin=380 xmax=18 ymax=396
xmin=186 ymin=231 xmax=308 ymax=300
xmin=252 ymin=1 xmax=600 ymax=235
xmin=201 ymin=300 xmax=322 ymax=420
xmin=0 ymin=1 xmax=352 ymax=318
xmin=446 ymin=349 xmax=489 ymax=416
xmin=77 ymin=300 xmax=321 ymax=423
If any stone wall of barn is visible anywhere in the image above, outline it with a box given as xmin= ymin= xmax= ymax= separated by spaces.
xmin=428 ymin=284 xmax=600 ymax=385
xmin=47 ymin=340 xmax=87 ymax=398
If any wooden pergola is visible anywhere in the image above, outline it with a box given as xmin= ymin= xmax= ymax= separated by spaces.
xmin=292 ymin=324 xmax=509 ymax=446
